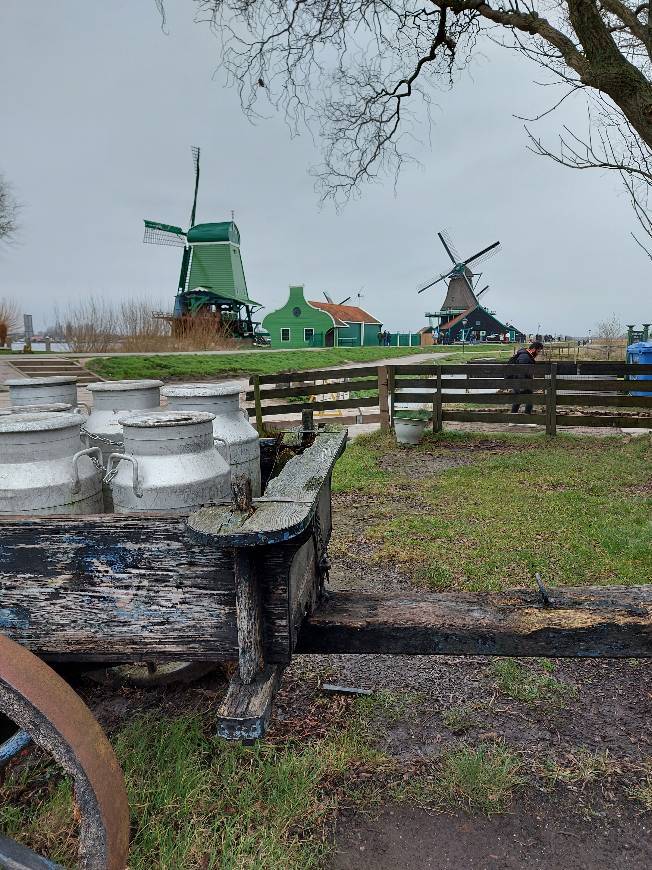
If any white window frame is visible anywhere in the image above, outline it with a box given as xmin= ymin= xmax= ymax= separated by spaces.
xmin=304 ymin=327 xmax=315 ymax=343
xmin=280 ymin=328 xmax=291 ymax=342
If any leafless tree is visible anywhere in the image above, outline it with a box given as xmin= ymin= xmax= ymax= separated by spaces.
xmin=0 ymin=297 xmax=20 ymax=348
xmin=595 ymin=313 xmax=625 ymax=358
xmin=0 ymin=173 xmax=19 ymax=243
xmin=176 ymin=0 xmax=652 ymax=242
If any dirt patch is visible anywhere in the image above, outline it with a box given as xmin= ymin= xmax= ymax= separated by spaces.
xmin=627 ymin=478 xmax=652 ymax=497
xmin=377 ymin=440 xmax=526 ymax=477
xmin=329 ymin=790 xmax=652 ymax=870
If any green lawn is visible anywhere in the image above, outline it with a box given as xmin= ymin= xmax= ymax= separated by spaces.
xmin=86 ymin=344 xmax=516 ymax=381
xmin=87 ymin=346 xmax=442 ymax=381
xmin=332 ymin=430 xmax=652 ymax=591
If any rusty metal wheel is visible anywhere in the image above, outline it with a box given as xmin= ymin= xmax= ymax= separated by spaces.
xmin=0 ymin=635 xmax=130 ymax=870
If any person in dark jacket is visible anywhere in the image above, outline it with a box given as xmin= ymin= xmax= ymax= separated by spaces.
xmin=510 ymin=341 xmax=544 ymax=414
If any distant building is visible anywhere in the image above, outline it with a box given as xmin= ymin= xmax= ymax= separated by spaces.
xmin=433 ymin=304 xmax=526 ymax=344
xmin=262 ymin=285 xmax=382 ymax=348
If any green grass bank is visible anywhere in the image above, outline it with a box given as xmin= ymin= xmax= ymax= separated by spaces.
xmin=86 ymin=345 xmax=514 ymax=381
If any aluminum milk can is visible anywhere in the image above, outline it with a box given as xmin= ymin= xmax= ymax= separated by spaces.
xmin=105 ymin=411 xmax=231 ymax=514
xmin=161 ymin=382 xmax=261 ymax=496
xmin=0 ymin=412 xmax=103 ymax=515
xmin=7 ymin=376 xmax=79 ymax=408
xmin=85 ymin=379 xmax=163 ymax=465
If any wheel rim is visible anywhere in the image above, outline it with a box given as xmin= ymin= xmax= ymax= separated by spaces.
xmin=0 ymin=635 xmax=130 ymax=870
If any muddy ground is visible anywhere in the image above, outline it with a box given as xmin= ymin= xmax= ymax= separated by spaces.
xmin=73 ymin=438 xmax=652 ymax=868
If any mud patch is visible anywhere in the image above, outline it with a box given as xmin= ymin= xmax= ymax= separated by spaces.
xmin=377 ymin=439 xmax=526 ymax=478
xmin=329 ymin=791 xmax=652 ymax=870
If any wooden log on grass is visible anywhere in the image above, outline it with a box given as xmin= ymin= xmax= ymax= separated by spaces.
xmin=297 ymin=586 xmax=652 ymax=658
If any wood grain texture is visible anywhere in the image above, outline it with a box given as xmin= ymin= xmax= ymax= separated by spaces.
xmin=297 ymin=587 xmax=652 ymax=658
xmin=188 ymin=430 xmax=346 ymax=545
xmin=216 ymin=665 xmax=284 ymax=741
xmin=234 ymin=550 xmax=264 ymax=683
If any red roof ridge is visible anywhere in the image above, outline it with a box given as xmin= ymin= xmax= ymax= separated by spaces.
xmin=309 ymin=301 xmax=381 ymax=325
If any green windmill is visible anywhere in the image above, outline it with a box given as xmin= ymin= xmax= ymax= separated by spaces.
xmin=143 ymin=146 xmax=261 ymax=339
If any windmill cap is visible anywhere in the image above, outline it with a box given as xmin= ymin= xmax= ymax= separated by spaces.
xmin=161 ymin=381 xmax=243 ymax=398
xmin=88 ymin=379 xmax=163 ymax=392
xmin=186 ymin=222 xmax=240 ymax=244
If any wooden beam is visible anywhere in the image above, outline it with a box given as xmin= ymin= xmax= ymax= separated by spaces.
xmin=216 ymin=665 xmax=284 ymax=742
xmin=297 ymin=587 xmax=652 ymax=658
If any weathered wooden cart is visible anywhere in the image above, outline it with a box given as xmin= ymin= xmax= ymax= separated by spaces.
xmin=1 ymin=429 xmax=651 ymax=869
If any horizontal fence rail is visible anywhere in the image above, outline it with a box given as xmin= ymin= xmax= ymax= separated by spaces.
xmin=247 ymin=362 xmax=652 ymax=434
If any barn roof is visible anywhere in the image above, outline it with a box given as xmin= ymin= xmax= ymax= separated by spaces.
xmin=440 ymin=305 xmax=477 ymax=332
xmin=309 ymin=301 xmax=381 ymax=325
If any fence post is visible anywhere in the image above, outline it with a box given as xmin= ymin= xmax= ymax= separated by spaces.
xmin=388 ymin=366 xmax=396 ymax=430
xmin=252 ymin=375 xmax=264 ymax=435
xmin=546 ymin=363 xmax=557 ymax=436
xmin=432 ymin=365 xmax=443 ymax=433
xmin=378 ymin=366 xmax=390 ymax=431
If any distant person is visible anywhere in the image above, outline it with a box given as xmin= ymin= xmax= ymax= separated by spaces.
xmin=509 ymin=341 xmax=544 ymax=414
xmin=377 ymin=330 xmax=383 ymax=346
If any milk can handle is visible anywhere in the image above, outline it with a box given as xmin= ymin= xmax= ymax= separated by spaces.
xmin=105 ymin=453 xmax=143 ymax=498
xmin=75 ymin=402 xmax=91 ymax=415
xmin=240 ymin=408 xmax=251 ymax=422
xmin=71 ymin=446 xmax=103 ymax=494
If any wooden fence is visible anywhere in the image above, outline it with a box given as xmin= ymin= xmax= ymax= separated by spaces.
xmin=247 ymin=361 xmax=652 ymax=434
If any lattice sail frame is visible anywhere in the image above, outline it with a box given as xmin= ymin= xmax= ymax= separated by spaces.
xmin=143 ymin=221 xmax=187 ymax=248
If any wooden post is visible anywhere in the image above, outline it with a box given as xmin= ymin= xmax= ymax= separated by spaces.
xmin=252 ymin=375 xmax=264 ymax=435
xmin=432 ymin=365 xmax=443 ymax=433
xmin=301 ymin=408 xmax=315 ymax=447
xmin=378 ymin=366 xmax=390 ymax=431
xmin=388 ymin=366 xmax=396 ymax=430
xmin=234 ymin=550 xmax=264 ymax=684
xmin=546 ymin=362 xmax=558 ymax=436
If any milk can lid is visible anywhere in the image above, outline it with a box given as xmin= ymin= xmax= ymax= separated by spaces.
xmin=88 ymin=379 xmax=164 ymax=392
xmin=161 ymin=381 xmax=243 ymax=398
xmin=118 ymin=410 xmax=215 ymax=428
xmin=6 ymin=376 xmax=78 ymax=386
xmin=0 ymin=411 xmax=86 ymax=432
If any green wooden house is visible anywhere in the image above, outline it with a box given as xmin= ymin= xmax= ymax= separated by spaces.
xmin=262 ymin=285 xmax=382 ymax=348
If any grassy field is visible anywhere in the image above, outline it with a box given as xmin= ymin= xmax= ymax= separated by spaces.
xmin=332 ymin=429 xmax=652 ymax=591
xmin=86 ymin=344 xmax=516 ymax=381
xmin=86 ymin=346 xmax=441 ymax=381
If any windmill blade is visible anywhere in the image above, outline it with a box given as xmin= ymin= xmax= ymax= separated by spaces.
xmin=438 ymin=231 xmax=459 ymax=265
xmin=323 ymin=292 xmax=334 ymax=303
xmin=464 ymin=240 xmax=501 ymax=269
xmin=476 ymin=285 xmax=490 ymax=298
xmin=417 ymin=271 xmax=451 ymax=294
xmin=189 ymin=145 xmax=200 ymax=228
xmin=143 ymin=220 xmax=187 ymax=247
xmin=338 ymin=296 xmax=352 ymax=305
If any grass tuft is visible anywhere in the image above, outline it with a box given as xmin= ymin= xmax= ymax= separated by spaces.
xmin=538 ymin=749 xmax=620 ymax=789
xmin=490 ymin=658 xmax=576 ymax=705
xmin=441 ymin=706 xmax=477 ymax=735
xmin=399 ymin=743 xmax=524 ymax=815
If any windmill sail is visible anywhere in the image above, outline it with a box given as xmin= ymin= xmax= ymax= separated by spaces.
xmin=143 ymin=220 xmax=187 ymax=247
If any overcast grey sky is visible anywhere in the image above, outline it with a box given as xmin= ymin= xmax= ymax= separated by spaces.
xmin=1 ymin=0 xmax=648 ymax=335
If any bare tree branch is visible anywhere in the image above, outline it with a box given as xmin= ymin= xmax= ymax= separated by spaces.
xmin=0 ymin=173 xmax=19 ymax=244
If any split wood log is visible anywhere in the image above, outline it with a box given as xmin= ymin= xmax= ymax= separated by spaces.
xmin=296 ymin=587 xmax=652 ymax=658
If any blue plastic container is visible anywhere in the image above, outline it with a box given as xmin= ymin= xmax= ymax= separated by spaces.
xmin=626 ymin=341 xmax=652 ymax=396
